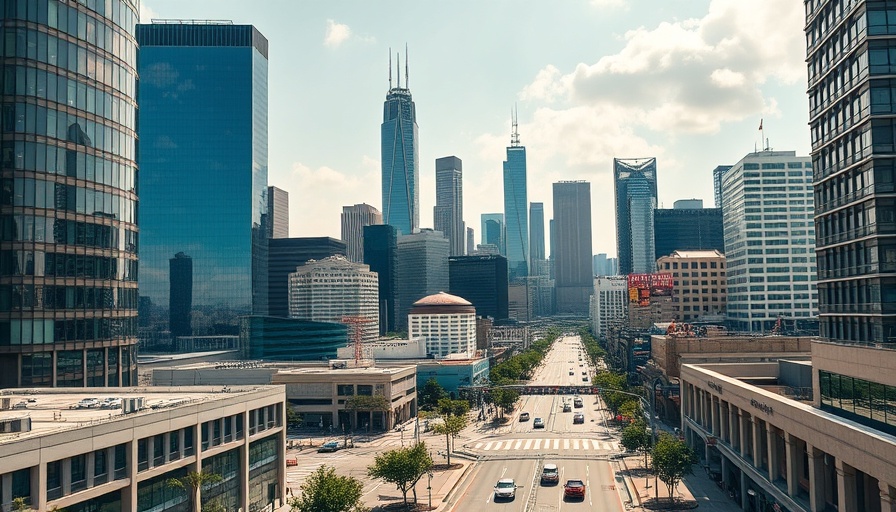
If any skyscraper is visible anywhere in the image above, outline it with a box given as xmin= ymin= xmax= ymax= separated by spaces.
xmin=268 ymin=185 xmax=289 ymax=238
xmin=396 ymin=229 xmax=449 ymax=330
xmin=553 ymin=181 xmax=593 ymax=315
xmin=448 ymin=255 xmax=509 ymax=320
xmin=364 ymin=224 xmax=398 ymax=335
xmin=653 ymin=201 xmax=724 ymax=260
xmin=268 ymin=237 xmax=346 ymax=318
xmin=341 ymin=203 xmax=383 ymax=263
xmin=381 ymin=50 xmax=419 ymax=235
xmin=169 ymin=253 xmax=194 ymax=339
xmin=0 ymin=0 xmax=140 ymax=387
xmin=434 ymin=156 xmax=465 ymax=256
xmin=481 ymin=213 xmax=505 ymax=255
xmin=137 ymin=22 xmax=269 ymax=340
xmin=529 ymin=202 xmax=546 ymax=271
xmin=466 ymin=227 xmax=475 ymax=256
xmin=503 ymin=116 xmax=529 ymax=279
xmin=712 ymin=165 xmax=732 ymax=208
xmin=614 ymin=158 xmax=658 ymax=275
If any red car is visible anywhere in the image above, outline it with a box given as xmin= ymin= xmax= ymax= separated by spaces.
xmin=564 ymin=479 xmax=586 ymax=499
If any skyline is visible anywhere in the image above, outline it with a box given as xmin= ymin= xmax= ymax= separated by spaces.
xmin=140 ymin=0 xmax=809 ymax=257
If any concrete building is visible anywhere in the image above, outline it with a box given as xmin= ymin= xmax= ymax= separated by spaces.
xmin=336 ymin=339 xmax=427 ymax=360
xmin=396 ymin=229 xmax=450 ymax=331
xmin=341 ymin=203 xmax=383 ymax=263
xmin=288 ymin=256 xmax=379 ymax=341
xmin=434 ymin=156 xmax=465 ymax=256
xmin=466 ymin=227 xmax=475 ymax=256
xmin=267 ymin=186 xmax=289 ymax=238
xmin=409 ymin=292 xmax=477 ymax=358
xmin=553 ymin=181 xmax=593 ymax=315
xmin=591 ymin=276 xmax=628 ymax=339
xmin=268 ymin=237 xmax=346 ymax=318
xmin=657 ymin=250 xmax=727 ymax=322
xmin=0 ymin=386 xmax=286 ymax=512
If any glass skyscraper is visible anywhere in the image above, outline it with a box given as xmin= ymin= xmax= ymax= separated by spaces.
xmin=137 ymin=22 xmax=269 ymax=341
xmin=381 ymin=55 xmax=418 ymax=235
xmin=434 ymin=156 xmax=464 ymax=256
xmin=480 ymin=213 xmax=504 ymax=254
xmin=529 ymin=202 xmax=546 ymax=272
xmin=0 ymin=0 xmax=139 ymax=387
xmin=614 ymin=157 xmax=658 ymax=275
xmin=503 ymin=127 xmax=528 ymax=280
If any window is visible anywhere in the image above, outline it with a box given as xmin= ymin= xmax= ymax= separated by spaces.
xmin=337 ymin=384 xmax=354 ymax=396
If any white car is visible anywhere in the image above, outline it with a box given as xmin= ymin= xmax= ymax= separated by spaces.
xmin=494 ymin=478 xmax=516 ymax=500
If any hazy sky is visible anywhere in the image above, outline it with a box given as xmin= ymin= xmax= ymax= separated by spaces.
xmin=140 ymin=0 xmax=809 ymax=257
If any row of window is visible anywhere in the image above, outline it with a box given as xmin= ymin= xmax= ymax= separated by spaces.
xmin=20 ymin=348 xmax=125 ymax=387
xmin=820 ymin=370 xmax=896 ymax=436
xmin=2 ymin=177 xmax=136 ymax=223
xmin=0 ymin=284 xmax=138 ymax=312
xmin=0 ymin=316 xmax=137 ymax=345
xmin=0 ymin=215 xmax=137 ymax=252
xmin=0 ymin=250 xmax=136 ymax=280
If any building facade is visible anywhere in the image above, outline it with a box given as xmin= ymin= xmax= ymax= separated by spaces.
xmin=434 ymin=156 xmax=464 ymax=256
xmin=0 ymin=0 xmax=140 ymax=386
xmin=591 ymin=276 xmax=628 ymax=339
xmin=614 ymin=158 xmax=658 ymax=275
xmin=593 ymin=253 xmax=619 ymax=277
xmin=466 ymin=227 xmax=475 ymax=256
xmin=169 ymin=252 xmax=193 ymax=339
xmin=381 ymin=56 xmax=419 ymax=236
xmin=553 ymin=181 xmax=593 ymax=315
xmin=713 ymin=165 xmax=733 ymax=209
xmin=481 ymin=213 xmax=505 ymax=255
xmin=409 ymin=292 xmax=477 ymax=358
xmin=240 ymin=316 xmax=348 ymax=361
xmin=137 ymin=22 xmax=269 ymax=341
xmin=267 ymin=185 xmax=289 ymax=238
xmin=341 ymin=203 xmax=382 ymax=263
xmin=721 ymin=151 xmax=817 ymax=332
xmin=654 ymin=203 xmax=725 ymax=261
xmin=364 ymin=224 xmax=398 ymax=335
xmin=657 ymin=250 xmax=727 ymax=322
xmin=268 ymin=237 xmax=345 ymax=319
xmin=395 ymin=229 xmax=449 ymax=331
xmin=503 ymin=126 xmax=529 ymax=280
xmin=448 ymin=255 xmax=509 ymax=321
xmin=288 ymin=256 xmax=379 ymax=341
xmin=529 ymin=202 xmax=546 ymax=274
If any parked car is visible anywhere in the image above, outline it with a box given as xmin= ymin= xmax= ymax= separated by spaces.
xmin=541 ymin=464 xmax=559 ymax=485
xmin=533 ymin=417 xmax=545 ymax=428
xmin=573 ymin=413 xmax=585 ymax=424
xmin=562 ymin=403 xmax=572 ymax=412
xmin=493 ymin=478 xmax=516 ymax=500
xmin=12 ymin=402 xmax=27 ymax=409
xmin=564 ymin=479 xmax=586 ymax=499
xmin=76 ymin=398 xmax=99 ymax=409
xmin=519 ymin=412 xmax=530 ymax=422
xmin=317 ymin=441 xmax=340 ymax=453
xmin=573 ymin=398 xmax=583 ymax=408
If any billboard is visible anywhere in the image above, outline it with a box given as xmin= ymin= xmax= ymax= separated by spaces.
xmin=628 ymin=273 xmax=674 ymax=306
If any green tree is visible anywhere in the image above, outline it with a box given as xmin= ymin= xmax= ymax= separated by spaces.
xmin=621 ymin=419 xmax=652 ymax=474
xmin=418 ymin=378 xmax=448 ymax=411
xmin=436 ymin=398 xmax=470 ymax=417
xmin=618 ymin=399 xmax=641 ymax=421
xmin=651 ymin=433 xmax=698 ymax=501
xmin=11 ymin=498 xmax=31 ymax=512
xmin=286 ymin=406 xmax=303 ymax=429
xmin=367 ymin=443 xmax=433 ymax=508
xmin=490 ymin=387 xmax=520 ymax=419
xmin=344 ymin=395 xmax=390 ymax=430
xmin=592 ymin=371 xmax=630 ymax=416
xmin=289 ymin=465 xmax=367 ymax=512
xmin=166 ymin=471 xmax=223 ymax=512
xmin=431 ymin=413 xmax=468 ymax=466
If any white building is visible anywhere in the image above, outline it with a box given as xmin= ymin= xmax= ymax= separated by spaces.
xmin=409 ymin=292 xmax=477 ymax=358
xmin=591 ymin=276 xmax=628 ymax=339
xmin=288 ymin=256 xmax=379 ymax=341
xmin=720 ymin=151 xmax=818 ymax=332
xmin=341 ymin=203 xmax=382 ymax=263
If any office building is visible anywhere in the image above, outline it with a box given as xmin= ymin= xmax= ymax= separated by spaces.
xmin=416 ymin=358 xmax=490 ymax=393
xmin=593 ymin=253 xmax=618 ymax=277
xmin=267 ymin=237 xmax=345 ymax=318
xmin=381 ymin=51 xmax=419 ymax=235
xmin=530 ymin=202 xmax=546 ymax=275
xmin=553 ymin=181 xmax=593 ymax=315
xmin=448 ymin=255 xmax=509 ymax=320
xmin=481 ymin=213 xmax=505 ymax=255
xmin=0 ymin=0 xmax=139 ymax=386
xmin=409 ymin=292 xmax=477 ymax=358
xmin=137 ymin=22 xmax=269 ymax=341
xmin=720 ymin=151 xmax=816 ymax=332
xmin=169 ymin=253 xmax=193 ymax=338
xmin=434 ymin=156 xmax=465 ymax=256
xmin=503 ymin=118 xmax=529 ymax=280
xmin=466 ymin=227 xmax=475 ymax=256
xmin=712 ymin=165 xmax=732 ymax=209
xmin=657 ymin=250 xmax=727 ymax=322
xmin=341 ymin=203 xmax=382 ymax=263
xmin=653 ymin=201 xmax=724 ymax=260
xmin=288 ymin=256 xmax=379 ymax=342
xmin=239 ymin=316 xmax=348 ymax=361
xmin=591 ymin=276 xmax=628 ymax=339
xmin=0 ymin=386 xmax=286 ymax=511
xmin=396 ymin=229 xmax=449 ymax=330
xmin=364 ymin=224 xmax=398 ymax=335
xmin=614 ymin=157 xmax=658 ymax=275
xmin=267 ymin=186 xmax=289 ymax=238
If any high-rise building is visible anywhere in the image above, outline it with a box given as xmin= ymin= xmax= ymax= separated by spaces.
xmin=448 ymin=255 xmax=509 ymax=320
xmin=396 ymin=229 xmax=449 ymax=330
xmin=614 ymin=158 xmax=658 ymax=275
xmin=591 ymin=276 xmax=628 ymax=339
xmin=503 ymin=118 xmax=529 ymax=279
xmin=0 ymin=0 xmax=140 ymax=386
xmin=466 ymin=227 xmax=475 ymax=256
xmin=593 ymin=253 xmax=617 ymax=276
xmin=137 ymin=22 xmax=269 ymax=340
xmin=409 ymin=292 xmax=477 ymax=359
xmin=268 ymin=238 xmax=346 ymax=318
xmin=553 ymin=181 xmax=593 ymax=315
xmin=712 ymin=165 xmax=732 ymax=208
xmin=169 ymin=253 xmax=193 ymax=339
xmin=364 ymin=224 xmax=398 ymax=335
xmin=341 ymin=203 xmax=383 ymax=263
xmin=481 ymin=213 xmax=505 ymax=255
xmin=288 ymin=256 xmax=379 ymax=342
xmin=529 ymin=202 xmax=546 ymax=274
xmin=434 ymin=156 xmax=464 ymax=256
xmin=657 ymin=250 xmax=727 ymax=322
xmin=720 ymin=151 xmax=816 ymax=332
xmin=381 ymin=50 xmax=419 ymax=235
xmin=267 ymin=186 xmax=289 ymax=238
xmin=653 ymin=200 xmax=724 ymax=260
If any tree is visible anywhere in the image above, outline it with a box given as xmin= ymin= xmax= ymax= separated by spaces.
xmin=287 ymin=406 xmax=303 ymax=429
xmin=290 ymin=465 xmax=367 ymax=512
xmin=651 ymin=433 xmax=698 ymax=501
xmin=11 ymin=498 xmax=31 ymax=512
xmin=166 ymin=471 xmax=223 ymax=512
xmin=431 ymin=413 xmax=468 ymax=466
xmin=418 ymin=378 xmax=448 ymax=411
xmin=436 ymin=398 xmax=470 ymax=417
xmin=367 ymin=442 xmax=433 ymax=508
xmin=621 ymin=420 xmax=652 ymax=475
xmin=490 ymin=387 xmax=520 ymax=419
xmin=618 ymin=399 xmax=641 ymax=421
xmin=344 ymin=395 xmax=390 ymax=430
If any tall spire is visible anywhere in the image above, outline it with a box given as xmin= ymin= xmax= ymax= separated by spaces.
xmin=511 ymin=104 xmax=520 ymax=146
xmin=405 ymin=43 xmax=409 ymax=89
xmin=397 ymin=51 xmax=401 ymax=89
xmin=388 ymin=48 xmax=392 ymax=90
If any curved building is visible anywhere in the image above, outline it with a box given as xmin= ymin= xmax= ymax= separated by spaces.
xmin=409 ymin=292 xmax=477 ymax=358
xmin=0 ymin=0 xmax=140 ymax=386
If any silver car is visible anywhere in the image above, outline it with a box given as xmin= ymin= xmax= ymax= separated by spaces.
xmin=494 ymin=478 xmax=516 ymax=500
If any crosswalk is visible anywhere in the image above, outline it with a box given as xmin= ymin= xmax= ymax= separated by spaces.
xmin=471 ymin=438 xmax=618 ymax=452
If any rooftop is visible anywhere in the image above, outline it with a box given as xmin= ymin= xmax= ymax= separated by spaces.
xmin=274 ymin=365 xmax=415 ymax=376
xmin=663 ymin=250 xmax=725 ymax=259
xmin=413 ymin=291 xmax=472 ymax=307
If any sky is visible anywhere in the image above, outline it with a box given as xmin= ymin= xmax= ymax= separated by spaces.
xmin=140 ymin=0 xmax=810 ymax=258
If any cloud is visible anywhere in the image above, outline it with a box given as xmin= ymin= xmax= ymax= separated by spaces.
xmin=324 ymin=20 xmax=353 ymax=48
xmin=287 ymin=161 xmax=379 ymax=237
xmin=139 ymin=3 xmax=159 ymax=23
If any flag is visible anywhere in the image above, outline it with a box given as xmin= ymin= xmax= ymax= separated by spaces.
xmin=758 ymin=119 xmax=763 ymax=131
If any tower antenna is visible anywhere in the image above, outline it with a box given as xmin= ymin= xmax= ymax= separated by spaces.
xmin=511 ymin=104 xmax=520 ymax=146
xmin=388 ymin=48 xmax=392 ymax=90
xmin=397 ymin=51 xmax=401 ymax=89
xmin=405 ymin=43 xmax=409 ymax=89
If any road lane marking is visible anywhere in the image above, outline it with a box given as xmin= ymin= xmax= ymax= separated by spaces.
xmin=523 ymin=439 xmax=533 ymax=450
xmin=514 ymin=440 xmax=523 ymax=450
xmin=483 ymin=441 xmax=494 ymax=451
xmin=563 ymin=439 xmax=570 ymax=450
xmin=553 ymin=439 xmax=560 ymax=449
xmin=533 ymin=439 xmax=541 ymax=450
xmin=572 ymin=439 xmax=580 ymax=450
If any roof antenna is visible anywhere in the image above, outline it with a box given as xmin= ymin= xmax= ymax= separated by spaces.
xmin=511 ymin=104 xmax=520 ymax=146
xmin=405 ymin=43 xmax=409 ymax=89
xmin=388 ymin=48 xmax=392 ymax=90
xmin=397 ymin=51 xmax=401 ymax=89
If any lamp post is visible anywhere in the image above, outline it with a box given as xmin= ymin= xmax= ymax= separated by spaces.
xmin=595 ymin=386 xmax=658 ymax=498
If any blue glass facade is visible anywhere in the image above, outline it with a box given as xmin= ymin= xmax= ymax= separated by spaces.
xmin=381 ymin=86 xmax=418 ymax=235
xmin=239 ymin=316 xmax=348 ymax=361
xmin=480 ymin=213 xmax=504 ymax=254
xmin=137 ymin=23 xmax=269 ymax=342
xmin=503 ymin=146 xmax=528 ymax=279
xmin=0 ymin=0 xmax=140 ymax=386
xmin=614 ymin=158 xmax=658 ymax=275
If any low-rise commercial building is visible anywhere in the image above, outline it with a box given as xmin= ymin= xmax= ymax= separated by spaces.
xmin=657 ymin=250 xmax=727 ymax=322
xmin=416 ymin=357 xmax=490 ymax=394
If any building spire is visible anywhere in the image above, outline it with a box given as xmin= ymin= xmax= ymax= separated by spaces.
xmin=511 ymin=104 xmax=520 ymax=146
xmin=397 ymin=51 xmax=401 ymax=89
xmin=388 ymin=48 xmax=392 ymax=90
xmin=405 ymin=43 xmax=409 ymax=89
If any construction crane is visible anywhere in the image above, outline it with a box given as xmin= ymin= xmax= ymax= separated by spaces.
xmin=341 ymin=316 xmax=373 ymax=366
